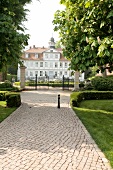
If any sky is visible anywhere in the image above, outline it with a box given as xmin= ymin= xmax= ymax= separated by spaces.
xmin=24 ymin=0 xmax=65 ymax=48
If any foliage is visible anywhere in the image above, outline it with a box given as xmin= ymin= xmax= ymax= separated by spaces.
xmin=91 ymin=76 xmax=113 ymax=91
xmin=0 ymin=92 xmax=6 ymax=101
xmin=7 ymin=74 xmax=17 ymax=82
xmin=0 ymin=80 xmax=19 ymax=91
xmin=0 ymin=0 xmax=34 ymax=71
xmin=72 ymin=100 xmax=113 ymax=167
xmin=6 ymin=93 xmax=21 ymax=107
xmin=53 ymin=0 xmax=113 ymax=73
xmin=0 ymin=80 xmax=12 ymax=88
xmin=0 ymin=101 xmax=16 ymax=123
xmin=7 ymin=64 xmax=18 ymax=75
xmin=55 ymin=40 xmax=62 ymax=48
xmin=70 ymin=91 xmax=113 ymax=107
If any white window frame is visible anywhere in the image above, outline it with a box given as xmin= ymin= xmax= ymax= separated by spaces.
xmin=40 ymin=62 xmax=43 ymax=67
xmin=35 ymin=62 xmax=38 ymax=67
xmin=40 ymin=71 xmax=43 ymax=76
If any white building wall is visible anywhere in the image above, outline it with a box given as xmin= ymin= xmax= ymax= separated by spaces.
xmin=17 ymin=53 xmax=84 ymax=81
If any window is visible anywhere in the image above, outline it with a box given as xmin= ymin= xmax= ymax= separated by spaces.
xmin=45 ymin=62 xmax=48 ymax=67
xmin=60 ymin=71 xmax=62 ymax=76
xmin=55 ymin=71 xmax=57 ymax=77
xmin=65 ymin=71 xmax=67 ymax=75
xmin=35 ymin=62 xmax=38 ymax=67
xmin=55 ymin=62 xmax=58 ymax=68
xmin=50 ymin=62 xmax=53 ymax=68
xmin=40 ymin=62 xmax=43 ymax=67
xmin=40 ymin=71 xmax=43 ymax=76
xmin=50 ymin=54 xmax=53 ymax=58
xmin=65 ymin=62 xmax=68 ymax=68
xmin=45 ymin=71 xmax=48 ymax=77
xmin=45 ymin=53 xmax=48 ymax=58
xmin=60 ymin=62 xmax=62 ymax=68
xmin=26 ymin=71 xmax=28 ymax=76
xmin=35 ymin=53 xmax=38 ymax=58
xmin=30 ymin=62 xmax=33 ymax=67
xmin=30 ymin=71 xmax=33 ymax=76
xmin=25 ymin=53 xmax=28 ymax=58
xmin=55 ymin=54 xmax=58 ymax=59
xmin=35 ymin=71 xmax=38 ymax=76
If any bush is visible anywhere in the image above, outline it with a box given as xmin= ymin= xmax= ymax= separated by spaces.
xmin=0 ymin=80 xmax=13 ymax=88
xmin=84 ymin=83 xmax=94 ymax=90
xmin=91 ymin=77 xmax=113 ymax=91
xmin=70 ymin=91 xmax=113 ymax=107
xmin=7 ymin=74 xmax=17 ymax=82
xmin=0 ymin=92 xmax=6 ymax=101
xmin=6 ymin=93 xmax=21 ymax=107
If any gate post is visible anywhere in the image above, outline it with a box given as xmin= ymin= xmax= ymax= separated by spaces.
xmin=35 ymin=74 xmax=37 ymax=90
xmin=62 ymin=75 xmax=64 ymax=90
xmin=20 ymin=65 xmax=26 ymax=89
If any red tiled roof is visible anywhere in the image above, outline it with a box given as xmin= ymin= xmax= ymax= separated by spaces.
xmin=25 ymin=47 xmax=49 ymax=53
xmin=21 ymin=46 xmax=69 ymax=61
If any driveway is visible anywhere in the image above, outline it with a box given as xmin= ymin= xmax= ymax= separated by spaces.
xmin=0 ymin=90 xmax=112 ymax=170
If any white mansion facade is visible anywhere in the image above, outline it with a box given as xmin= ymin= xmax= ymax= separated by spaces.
xmin=17 ymin=37 xmax=84 ymax=81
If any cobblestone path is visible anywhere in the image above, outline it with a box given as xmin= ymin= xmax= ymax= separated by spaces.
xmin=0 ymin=90 xmax=112 ymax=170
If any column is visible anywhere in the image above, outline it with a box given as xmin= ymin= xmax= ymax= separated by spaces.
xmin=20 ymin=66 xmax=26 ymax=89
xmin=74 ymin=71 xmax=79 ymax=91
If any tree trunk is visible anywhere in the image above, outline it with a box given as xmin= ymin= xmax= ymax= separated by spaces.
xmin=73 ymin=71 xmax=79 ymax=91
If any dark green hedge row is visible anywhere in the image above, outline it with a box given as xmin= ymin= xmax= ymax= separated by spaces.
xmin=70 ymin=91 xmax=113 ymax=107
xmin=6 ymin=93 xmax=21 ymax=107
xmin=0 ymin=91 xmax=21 ymax=107
xmin=91 ymin=76 xmax=113 ymax=91
xmin=0 ymin=92 xmax=6 ymax=101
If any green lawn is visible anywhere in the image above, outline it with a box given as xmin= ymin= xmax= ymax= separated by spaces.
xmin=73 ymin=100 xmax=113 ymax=168
xmin=0 ymin=101 xmax=17 ymax=123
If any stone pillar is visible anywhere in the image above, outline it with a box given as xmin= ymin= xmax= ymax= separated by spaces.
xmin=20 ymin=66 xmax=26 ymax=89
xmin=74 ymin=71 xmax=79 ymax=91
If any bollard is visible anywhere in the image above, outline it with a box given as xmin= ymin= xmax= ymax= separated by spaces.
xmin=58 ymin=94 xmax=60 ymax=108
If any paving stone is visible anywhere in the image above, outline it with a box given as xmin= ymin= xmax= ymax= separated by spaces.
xmin=0 ymin=90 xmax=112 ymax=170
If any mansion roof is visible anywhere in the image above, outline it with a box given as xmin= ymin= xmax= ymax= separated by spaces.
xmin=21 ymin=46 xmax=68 ymax=61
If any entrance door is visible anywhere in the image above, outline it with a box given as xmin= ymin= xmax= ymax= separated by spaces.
xmin=49 ymin=71 xmax=54 ymax=79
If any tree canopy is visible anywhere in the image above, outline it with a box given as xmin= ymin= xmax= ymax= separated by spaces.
xmin=0 ymin=0 xmax=33 ymax=71
xmin=53 ymin=0 xmax=113 ymax=73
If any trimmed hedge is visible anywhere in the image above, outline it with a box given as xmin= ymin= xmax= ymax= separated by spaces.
xmin=0 ymin=92 xmax=6 ymax=101
xmin=91 ymin=77 xmax=113 ymax=91
xmin=70 ymin=91 xmax=113 ymax=107
xmin=6 ymin=93 xmax=21 ymax=107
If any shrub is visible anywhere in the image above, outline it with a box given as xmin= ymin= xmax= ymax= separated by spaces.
xmin=91 ymin=77 xmax=113 ymax=91
xmin=79 ymin=82 xmax=85 ymax=88
xmin=84 ymin=83 xmax=94 ymax=90
xmin=0 ymin=92 xmax=6 ymax=101
xmin=6 ymin=93 xmax=21 ymax=107
xmin=70 ymin=91 xmax=113 ymax=107
xmin=0 ymin=80 xmax=13 ymax=88
xmin=7 ymin=74 xmax=17 ymax=82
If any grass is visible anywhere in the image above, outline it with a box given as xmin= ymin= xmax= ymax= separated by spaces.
xmin=0 ymin=101 xmax=17 ymax=123
xmin=73 ymin=100 xmax=113 ymax=168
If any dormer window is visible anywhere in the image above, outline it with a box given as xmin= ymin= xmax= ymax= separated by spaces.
xmin=25 ymin=53 xmax=29 ymax=58
xmin=35 ymin=53 xmax=38 ymax=58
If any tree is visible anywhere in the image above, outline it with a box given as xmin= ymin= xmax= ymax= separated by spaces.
xmin=0 ymin=0 xmax=33 ymax=72
xmin=55 ymin=40 xmax=62 ymax=48
xmin=53 ymin=0 xmax=113 ymax=75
